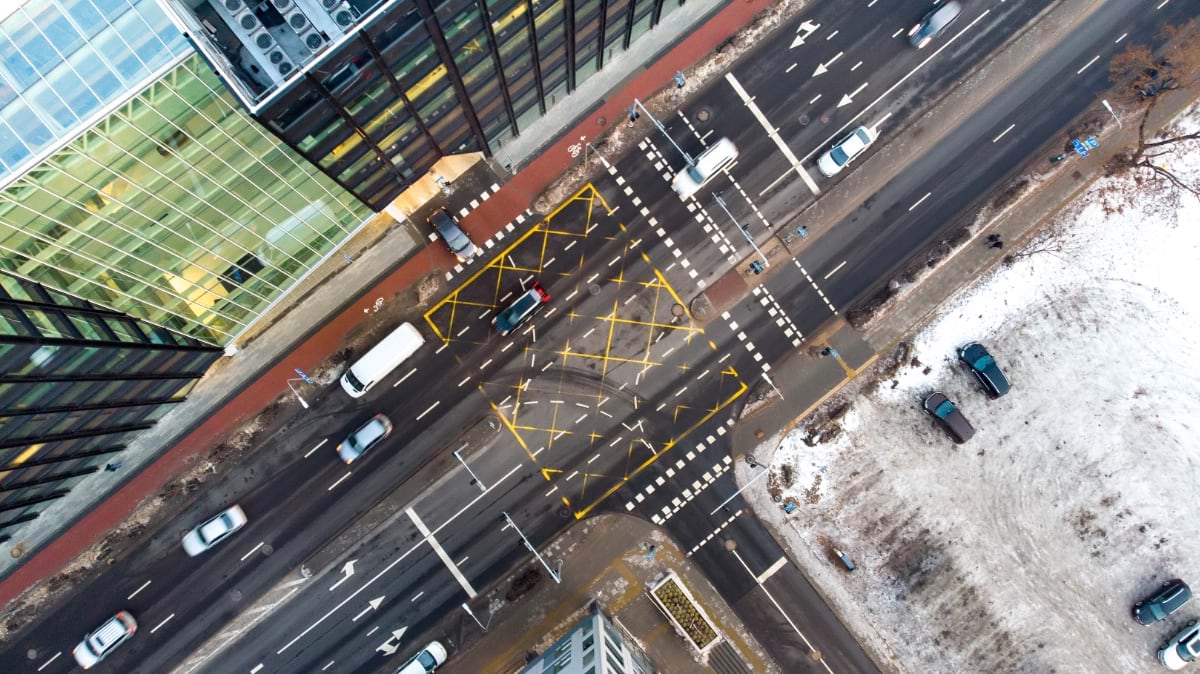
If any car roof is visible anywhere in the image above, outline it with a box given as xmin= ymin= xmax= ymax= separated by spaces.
xmin=356 ymin=418 xmax=387 ymax=444
xmin=697 ymin=138 xmax=737 ymax=172
xmin=199 ymin=517 xmax=229 ymax=541
xmin=90 ymin=617 xmax=127 ymax=649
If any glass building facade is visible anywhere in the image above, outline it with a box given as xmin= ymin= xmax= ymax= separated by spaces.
xmin=0 ymin=273 xmax=220 ymax=544
xmin=168 ymin=0 xmax=691 ymax=210
xmin=0 ymin=0 xmax=191 ymax=181
xmin=520 ymin=606 xmax=655 ymax=674
xmin=0 ymin=52 xmax=372 ymax=346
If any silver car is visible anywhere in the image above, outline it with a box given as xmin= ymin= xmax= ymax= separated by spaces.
xmin=671 ymin=137 xmax=738 ymax=199
xmin=338 ymin=413 xmax=393 ymax=463
xmin=182 ymin=505 xmax=248 ymax=557
xmin=908 ymin=1 xmax=962 ymax=48
xmin=1160 ymin=620 xmax=1200 ymax=670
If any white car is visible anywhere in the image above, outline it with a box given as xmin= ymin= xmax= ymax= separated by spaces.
xmin=338 ymin=413 xmax=394 ymax=463
xmin=908 ymin=1 xmax=962 ymax=49
xmin=671 ymin=137 xmax=738 ymax=199
xmin=73 ymin=611 xmax=137 ymax=669
xmin=1159 ymin=620 xmax=1200 ymax=670
xmin=181 ymin=505 xmax=248 ymax=556
xmin=816 ymin=126 xmax=877 ymax=177
xmin=395 ymin=641 xmax=448 ymax=673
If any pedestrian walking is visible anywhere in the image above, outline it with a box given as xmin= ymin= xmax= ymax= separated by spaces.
xmin=989 ymin=240 xmax=1004 ymax=250
xmin=987 ymin=233 xmax=1001 ymax=242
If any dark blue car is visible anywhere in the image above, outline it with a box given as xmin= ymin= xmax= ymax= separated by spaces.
xmin=493 ymin=281 xmax=550 ymax=335
xmin=958 ymin=342 xmax=1010 ymax=398
xmin=1134 ymin=578 xmax=1192 ymax=626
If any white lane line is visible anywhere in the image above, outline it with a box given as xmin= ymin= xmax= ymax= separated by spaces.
xmin=250 ymin=665 xmax=264 ymax=674
xmin=416 ymin=401 xmax=441 ymax=421
xmin=240 ymin=542 xmax=264 ymax=562
xmin=304 ymin=439 xmax=329 ymax=458
xmin=411 ymin=591 xmax=424 ymax=602
xmin=725 ymin=73 xmax=820 ymax=195
xmin=992 ymin=123 xmax=1016 ymax=143
xmin=278 ymin=464 xmax=520 ymax=654
xmin=150 ymin=613 xmax=175 ymax=634
xmin=758 ymin=556 xmax=790 ymax=583
xmin=1156 ymin=0 xmax=1168 ymax=8
xmin=763 ymin=9 xmax=992 ymax=196
xmin=407 ymin=507 xmax=478 ymax=598
xmin=1076 ymin=54 xmax=1099 ymax=75
xmin=328 ymin=472 xmax=352 ymax=491
xmin=1114 ymin=32 xmax=1127 ymax=43
xmin=127 ymin=580 xmax=151 ymax=600
xmin=434 ymin=343 xmax=449 ymax=354
xmin=321 ymin=661 xmax=335 ymax=671
xmin=394 ymin=367 xmax=418 ymax=387
xmin=458 ymin=555 xmax=470 ymax=565
xmin=823 ymin=261 xmax=847 ymax=280
xmin=730 ymin=548 xmax=834 ymax=673
xmin=908 ymin=192 xmax=932 ymax=211
xmin=36 ymin=652 xmax=61 ymax=672
xmin=785 ymin=62 xmax=797 ymax=73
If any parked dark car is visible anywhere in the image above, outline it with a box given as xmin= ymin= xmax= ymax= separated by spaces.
xmin=429 ymin=208 xmax=478 ymax=259
xmin=922 ymin=392 xmax=975 ymax=443
xmin=958 ymin=342 xmax=1011 ymax=398
xmin=1135 ymin=579 xmax=1193 ymax=626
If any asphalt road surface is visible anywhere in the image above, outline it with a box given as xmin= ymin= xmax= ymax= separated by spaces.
xmin=4 ymin=0 xmax=1194 ymax=673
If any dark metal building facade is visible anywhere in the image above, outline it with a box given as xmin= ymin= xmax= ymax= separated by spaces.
xmin=0 ymin=273 xmax=221 ymax=543
xmin=167 ymin=0 xmax=689 ymax=211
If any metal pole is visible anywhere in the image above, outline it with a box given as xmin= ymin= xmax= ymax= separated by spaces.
xmin=633 ymin=99 xmax=695 ymax=166
xmin=713 ymin=194 xmax=770 ymax=267
xmin=286 ymin=378 xmax=309 ymax=409
xmin=454 ymin=446 xmax=487 ymax=492
xmin=501 ymin=512 xmax=562 ymax=583
xmin=710 ymin=462 xmax=770 ymax=515
xmin=462 ymin=602 xmax=493 ymax=631
xmin=1101 ymin=99 xmax=1121 ymax=128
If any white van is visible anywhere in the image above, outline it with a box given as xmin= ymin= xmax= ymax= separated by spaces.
xmin=340 ymin=322 xmax=425 ymax=397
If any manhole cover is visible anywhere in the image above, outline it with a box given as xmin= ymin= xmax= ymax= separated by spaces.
xmin=261 ymin=544 xmax=273 ymax=556
xmin=230 ymin=589 xmax=243 ymax=602
xmin=798 ymin=114 xmax=810 ymax=126
xmin=588 ymin=283 xmax=601 ymax=296
xmin=597 ymin=116 xmax=606 ymax=127
xmin=696 ymin=107 xmax=711 ymax=123
xmin=10 ymin=544 xmax=24 ymax=559
xmin=670 ymin=303 xmax=685 ymax=318
xmin=558 ymin=506 xmax=572 ymax=519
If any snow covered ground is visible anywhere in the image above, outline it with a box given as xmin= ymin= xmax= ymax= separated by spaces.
xmin=751 ymin=113 xmax=1200 ymax=674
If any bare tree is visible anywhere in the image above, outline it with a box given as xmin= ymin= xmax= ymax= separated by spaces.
xmin=1106 ymin=19 xmax=1200 ymax=197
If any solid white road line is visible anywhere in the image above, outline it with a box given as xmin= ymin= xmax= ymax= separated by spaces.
xmin=327 ymin=472 xmax=351 ymax=491
xmin=127 ymin=580 xmax=151 ymax=600
xmin=1076 ymin=54 xmax=1100 ymax=74
xmin=406 ymin=507 xmax=478 ymax=598
xmin=304 ymin=439 xmax=328 ymax=458
xmin=150 ymin=614 xmax=175 ymax=634
xmin=240 ymin=542 xmax=264 ymax=562
xmin=725 ymin=73 xmax=820 ymax=195
xmin=278 ymin=463 xmax=520 ymax=654
xmin=908 ymin=192 xmax=932 ymax=211
xmin=992 ymin=123 xmax=1016 ymax=143
xmin=36 ymin=652 xmax=61 ymax=671
xmin=758 ymin=556 xmax=790 ymax=584
xmin=730 ymin=548 xmax=834 ymax=674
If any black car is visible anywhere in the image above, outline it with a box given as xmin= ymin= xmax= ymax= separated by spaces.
xmin=958 ymin=342 xmax=1010 ymax=398
xmin=1134 ymin=578 xmax=1192 ymax=626
xmin=922 ymin=392 xmax=975 ymax=444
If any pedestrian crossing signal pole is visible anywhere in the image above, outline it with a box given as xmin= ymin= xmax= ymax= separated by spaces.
xmin=630 ymin=98 xmax=695 ymax=167
xmin=713 ymin=193 xmax=769 ymax=268
xmin=502 ymin=512 xmax=562 ymax=583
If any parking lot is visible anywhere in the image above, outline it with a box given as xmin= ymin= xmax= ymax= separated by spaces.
xmin=752 ymin=124 xmax=1200 ymax=673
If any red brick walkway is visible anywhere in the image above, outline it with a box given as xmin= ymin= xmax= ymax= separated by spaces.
xmin=0 ymin=0 xmax=777 ymax=608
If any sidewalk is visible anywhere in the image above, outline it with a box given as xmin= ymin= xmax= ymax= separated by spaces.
xmin=441 ymin=514 xmax=777 ymax=674
xmin=0 ymin=0 xmax=789 ymax=619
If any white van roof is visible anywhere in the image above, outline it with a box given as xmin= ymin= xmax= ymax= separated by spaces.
xmin=342 ymin=322 xmax=425 ymax=397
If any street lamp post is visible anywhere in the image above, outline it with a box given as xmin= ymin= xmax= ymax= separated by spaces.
xmin=629 ymin=98 xmax=695 ymax=167
xmin=501 ymin=512 xmax=562 ymax=583
xmin=286 ymin=378 xmax=310 ymax=409
xmin=710 ymin=456 xmax=771 ymax=515
xmin=1101 ymin=99 xmax=1121 ymax=128
xmin=712 ymin=193 xmax=770 ymax=268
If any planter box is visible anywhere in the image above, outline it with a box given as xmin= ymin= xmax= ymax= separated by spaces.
xmin=647 ymin=570 xmax=721 ymax=654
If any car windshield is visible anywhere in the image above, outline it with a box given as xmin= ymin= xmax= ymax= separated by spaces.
xmin=972 ymin=354 xmax=994 ymax=371
xmin=344 ymin=369 xmax=366 ymax=392
xmin=934 ymin=400 xmax=956 ymax=419
xmin=418 ymin=651 xmax=437 ymax=668
xmin=686 ymin=165 xmax=705 ymax=183
xmin=511 ymin=292 xmax=539 ymax=316
xmin=829 ymin=147 xmax=849 ymax=165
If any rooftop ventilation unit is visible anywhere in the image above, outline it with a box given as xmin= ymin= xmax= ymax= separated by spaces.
xmin=273 ymin=0 xmax=327 ymax=56
xmin=325 ymin=1 xmax=357 ymax=30
xmin=211 ymin=0 xmax=285 ymax=84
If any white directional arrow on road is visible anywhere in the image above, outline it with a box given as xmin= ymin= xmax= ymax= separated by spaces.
xmin=353 ymin=596 xmax=385 ymax=622
xmin=328 ymin=559 xmax=357 ymax=591
xmin=789 ymin=20 xmax=820 ymax=49
xmin=812 ymin=51 xmax=843 ymax=77
xmin=376 ymin=626 xmax=409 ymax=656
xmin=837 ymin=82 xmax=869 ymax=108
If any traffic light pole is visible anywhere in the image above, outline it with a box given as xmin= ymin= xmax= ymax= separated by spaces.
xmin=630 ymin=98 xmax=695 ymax=167
xmin=713 ymin=193 xmax=769 ymax=268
